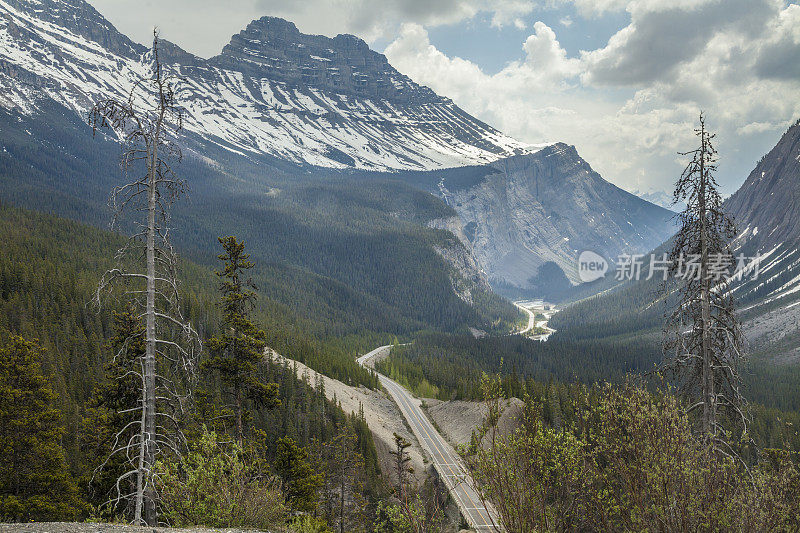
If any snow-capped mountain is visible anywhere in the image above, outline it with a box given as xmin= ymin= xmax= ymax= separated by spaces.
xmin=725 ymin=118 xmax=800 ymax=310
xmin=0 ymin=0 xmax=535 ymax=171
xmin=0 ymin=0 xmax=679 ymax=302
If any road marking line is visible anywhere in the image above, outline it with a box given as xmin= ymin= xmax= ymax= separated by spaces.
xmin=360 ymin=347 xmax=501 ymax=531
xmin=383 ymin=376 xmax=495 ymax=528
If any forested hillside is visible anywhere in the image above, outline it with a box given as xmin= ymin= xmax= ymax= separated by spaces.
xmin=378 ymin=331 xmax=800 ymax=451
xmin=0 ymin=202 xmax=394 ymax=526
xmin=0 ymin=104 xmax=519 ymax=341
xmin=0 ymin=204 xmax=378 ymax=442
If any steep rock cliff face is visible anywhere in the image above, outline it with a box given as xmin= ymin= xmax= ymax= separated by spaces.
xmin=428 ymin=216 xmax=490 ymax=304
xmin=441 ymin=144 xmax=675 ymax=289
xmin=723 ymin=119 xmax=800 ymax=308
xmin=726 ymin=119 xmax=800 ymax=252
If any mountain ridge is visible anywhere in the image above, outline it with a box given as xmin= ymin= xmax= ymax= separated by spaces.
xmin=0 ymin=0 xmax=538 ymax=171
xmin=0 ymin=0 xmax=675 ymax=302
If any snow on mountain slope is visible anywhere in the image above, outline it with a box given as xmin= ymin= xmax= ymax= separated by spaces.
xmin=725 ymin=119 xmax=800 ymax=311
xmin=0 ymin=0 xmax=537 ymax=170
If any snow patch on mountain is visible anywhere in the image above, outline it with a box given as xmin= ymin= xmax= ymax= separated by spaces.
xmin=0 ymin=0 xmax=537 ymax=171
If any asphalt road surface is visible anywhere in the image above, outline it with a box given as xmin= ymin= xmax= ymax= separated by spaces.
xmin=358 ymin=346 xmax=500 ymax=532
xmin=514 ymin=302 xmax=536 ymax=335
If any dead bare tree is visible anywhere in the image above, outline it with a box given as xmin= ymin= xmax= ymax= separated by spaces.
xmin=663 ymin=113 xmax=746 ymax=445
xmin=89 ymin=30 xmax=199 ymax=526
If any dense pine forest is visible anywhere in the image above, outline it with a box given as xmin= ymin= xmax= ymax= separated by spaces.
xmin=0 ymin=203 xmax=388 ymax=526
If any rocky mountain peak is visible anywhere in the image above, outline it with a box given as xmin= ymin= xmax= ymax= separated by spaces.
xmin=2 ymin=0 xmax=145 ymax=58
xmin=157 ymin=38 xmax=201 ymax=67
xmin=443 ymin=144 xmax=675 ymax=289
xmin=211 ymin=16 xmax=438 ymax=104
xmin=726 ymin=118 xmax=800 ymax=250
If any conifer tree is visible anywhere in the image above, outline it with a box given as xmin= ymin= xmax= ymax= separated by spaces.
xmin=274 ymin=436 xmax=322 ymax=512
xmin=320 ymin=425 xmax=367 ymax=533
xmin=0 ymin=336 xmax=84 ymax=520
xmin=82 ymin=309 xmax=144 ymax=515
xmin=387 ymin=433 xmax=445 ymax=533
xmin=203 ymin=236 xmax=279 ymax=444
xmin=664 ymin=113 xmax=746 ymax=442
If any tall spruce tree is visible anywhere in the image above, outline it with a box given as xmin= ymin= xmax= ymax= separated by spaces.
xmin=664 ymin=113 xmax=746 ymax=442
xmin=203 ymin=236 xmax=278 ymax=444
xmin=81 ymin=309 xmax=145 ymax=516
xmin=274 ymin=436 xmax=322 ymax=512
xmin=0 ymin=336 xmax=84 ymax=520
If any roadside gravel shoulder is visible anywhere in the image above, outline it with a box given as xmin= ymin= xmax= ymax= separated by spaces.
xmin=0 ymin=524 xmax=269 ymax=533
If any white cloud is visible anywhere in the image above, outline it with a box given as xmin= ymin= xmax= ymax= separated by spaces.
xmin=87 ymin=0 xmax=540 ymax=57
xmin=253 ymin=0 xmax=538 ymax=41
xmin=580 ymin=0 xmax=779 ymax=86
xmin=385 ymin=3 xmax=800 ymax=195
xmin=753 ymin=4 xmax=800 ymax=80
xmin=385 ymin=20 xmax=578 ymax=97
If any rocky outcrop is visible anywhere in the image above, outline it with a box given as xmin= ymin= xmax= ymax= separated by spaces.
xmin=2 ymin=0 xmax=145 ymax=58
xmin=212 ymin=16 xmax=437 ymax=104
xmin=442 ymin=144 xmax=675 ymax=289
xmin=429 ymin=217 xmax=491 ymax=304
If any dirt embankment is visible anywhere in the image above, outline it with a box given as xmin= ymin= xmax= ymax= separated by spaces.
xmin=425 ymin=397 xmax=525 ymax=448
xmin=268 ymin=350 xmax=426 ymax=483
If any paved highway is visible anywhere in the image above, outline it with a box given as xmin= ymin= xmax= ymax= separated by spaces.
xmin=514 ymin=301 xmax=537 ymax=334
xmin=358 ymin=346 xmax=500 ymax=532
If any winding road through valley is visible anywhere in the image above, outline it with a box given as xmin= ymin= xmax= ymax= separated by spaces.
xmin=358 ymin=346 xmax=500 ymax=532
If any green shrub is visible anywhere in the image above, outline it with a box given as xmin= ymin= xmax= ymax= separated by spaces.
xmin=288 ymin=515 xmax=333 ymax=532
xmin=471 ymin=376 xmax=800 ymax=532
xmin=155 ymin=428 xmax=285 ymax=529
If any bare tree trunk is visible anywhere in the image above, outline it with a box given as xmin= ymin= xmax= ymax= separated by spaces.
xmin=699 ymin=123 xmax=714 ymax=437
xmin=142 ymin=138 xmax=158 ymax=525
xmin=134 ymin=136 xmax=158 ymax=525
xmin=141 ymin=66 xmax=168 ymax=525
xmin=91 ymin=31 xmax=199 ymax=525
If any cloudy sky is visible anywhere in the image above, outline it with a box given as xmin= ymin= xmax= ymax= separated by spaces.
xmin=88 ymin=0 xmax=800 ymax=196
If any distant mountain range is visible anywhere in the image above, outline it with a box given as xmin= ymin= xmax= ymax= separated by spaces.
xmin=0 ymin=0 xmax=674 ymax=300
xmin=630 ymin=189 xmax=677 ymax=211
